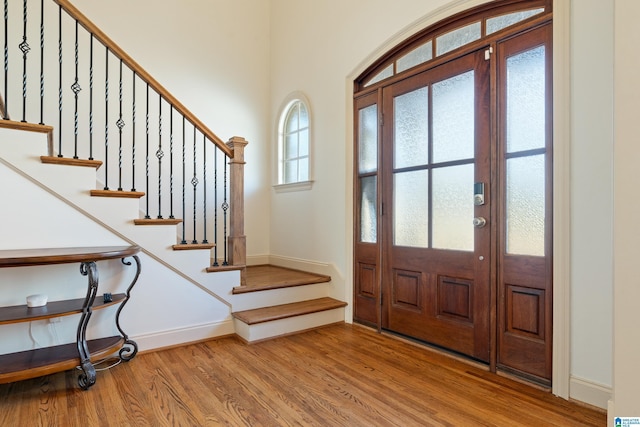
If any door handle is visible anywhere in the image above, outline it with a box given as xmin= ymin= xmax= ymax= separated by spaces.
xmin=472 ymin=217 xmax=487 ymax=228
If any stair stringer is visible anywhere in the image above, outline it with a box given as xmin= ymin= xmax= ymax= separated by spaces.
xmin=0 ymin=128 xmax=241 ymax=350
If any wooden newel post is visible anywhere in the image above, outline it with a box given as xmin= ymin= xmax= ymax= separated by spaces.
xmin=227 ymin=136 xmax=248 ymax=267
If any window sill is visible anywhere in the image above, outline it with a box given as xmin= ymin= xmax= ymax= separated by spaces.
xmin=273 ymin=180 xmax=314 ymax=193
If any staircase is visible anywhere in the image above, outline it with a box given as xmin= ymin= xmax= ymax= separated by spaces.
xmin=231 ymin=265 xmax=346 ymax=342
xmin=0 ymin=0 xmax=346 ymax=350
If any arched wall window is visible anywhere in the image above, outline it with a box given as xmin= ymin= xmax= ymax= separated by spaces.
xmin=276 ymin=92 xmax=313 ymax=191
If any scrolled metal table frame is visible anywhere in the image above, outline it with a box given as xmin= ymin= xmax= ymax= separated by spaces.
xmin=76 ymin=255 xmax=140 ymax=389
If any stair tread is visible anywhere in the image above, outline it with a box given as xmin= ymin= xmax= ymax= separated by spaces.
xmin=233 ymin=265 xmax=330 ymax=294
xmin=90 ymin=189 xmax=145 ymax=198
xmin=40 ymin=156 xmax=102 ymax=168
xmin=135 ymin=218 xmax=183 ymax=225
xmin=233 ymin=297 xmax=346 ymax=325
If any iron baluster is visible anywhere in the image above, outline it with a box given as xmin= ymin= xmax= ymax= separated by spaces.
xmin=88 ymin=35 xmax=93 ymax=159
xmin=71 ymin=20 xmax=81 ymax=159
xmin=156 ymin=95 xmax=163 ymax=219
xmin=131 ymin=71 xmax=136 ymax=191
xmin=20 ymin=0 xmax=29 ymax=123
xmin=38 ymin=0 xmax=43 ymax=124
xmin=57 ymin=5 xmax=62 ymax=156
xmin=117 ymin=59 xmax=124 ymax=191
xmin=103 ymin=47 xmax=109 ymax=189
xmin=202 ymin=134 xmax=208 ymax=244
xmin=169 ymin=106 xmax=174 ymax=219
xmin=222 ymin=158 xmax=228 ymax=265
xmin=3 ymin=0 xmax=8 ymax=119
xmin=212 ymin=145 xmax=218 ymax=266
xmin=191 ymin=127 xmax=198 ymax=244
xmin=144 ymin=83 xmax=150 ymax=219
xmin=180 ymin=117 xmax=187 ymax=244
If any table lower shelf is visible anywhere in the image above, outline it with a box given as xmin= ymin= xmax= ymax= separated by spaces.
xmin=0 ymin=336 xmax=125 ymax=384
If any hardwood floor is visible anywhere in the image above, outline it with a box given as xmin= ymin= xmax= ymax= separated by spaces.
xmin=0 ymin=324 xmax=605 ymax=426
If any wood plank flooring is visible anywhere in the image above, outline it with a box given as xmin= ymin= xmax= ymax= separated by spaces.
xmin=0 ymin=324 xmax=605 ymax=426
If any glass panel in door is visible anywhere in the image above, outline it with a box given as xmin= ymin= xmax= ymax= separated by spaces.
xmin=497 ymin=24 xmax=552 ymax=383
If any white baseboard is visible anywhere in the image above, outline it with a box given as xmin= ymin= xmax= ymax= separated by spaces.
xmin=267 ymin=254 xmax=332 ymax=274
xmin=570 ymin=376 xmax=611 ymax=410
xmin=132 ymin=319 xmax=235 ymax=352
xmin=246 ymin=254 xmax=270 ymax=266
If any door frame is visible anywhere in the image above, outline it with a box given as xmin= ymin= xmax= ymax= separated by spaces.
xmin=344 ymin=0 xmax=570 ymax=398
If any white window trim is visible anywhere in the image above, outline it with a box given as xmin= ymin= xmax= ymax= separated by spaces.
xmin=273 ymin=180 xmax=314 ymax=193
xmin=274 ymin=91 xmax=314 ymax=191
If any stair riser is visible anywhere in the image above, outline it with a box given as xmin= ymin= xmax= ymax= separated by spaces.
xmin=229 ymin=282 xmax=332 ymax=312
xmin=234 ymin=307 xmax=345 ymax=343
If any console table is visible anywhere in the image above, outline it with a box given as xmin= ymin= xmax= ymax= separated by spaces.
xmin=0 ymin=246 xmax=141 ymax=390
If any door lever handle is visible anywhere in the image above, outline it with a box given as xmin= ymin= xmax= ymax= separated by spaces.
xmin=472 ymin=217 xmax=487 ymax=228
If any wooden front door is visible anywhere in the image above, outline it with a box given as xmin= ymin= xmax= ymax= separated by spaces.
xmin=380 ymin=49 xmax=492 ymax=362
xmin=353 ymin=9 xmax=553 ymax=384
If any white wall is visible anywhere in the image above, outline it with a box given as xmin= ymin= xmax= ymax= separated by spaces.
xmin=611 ymin=0 xmax=640 ymax=418
xmin=270 ymin=0 xmax=615 ymax=409
xmin=569 ymin=0 xmax=614 ymax=400
xmin=70 ymin=0 xmax=272 ymax=258
xmin=269 ymin=0 xmax=453 ymax=315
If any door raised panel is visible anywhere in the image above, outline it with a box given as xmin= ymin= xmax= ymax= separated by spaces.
xmin=392 ymin=269 xmax=423 ymax=312
xmin=437 ymin=276 xmax=473 ymax=323
xmin=506 ymin=285 xmax=545 ymax=340
xmin=357 ymin=263 xmax=377 ymax=298
xmin=354 ymin=261 xmax=378 ymax=326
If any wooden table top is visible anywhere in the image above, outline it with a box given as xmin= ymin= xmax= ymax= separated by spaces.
xmin=0 ymin=246 xmax=141 ymax=268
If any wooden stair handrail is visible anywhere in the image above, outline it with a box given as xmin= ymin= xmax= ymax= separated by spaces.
xmin=54 ymin=0 xmax=233 ymax=159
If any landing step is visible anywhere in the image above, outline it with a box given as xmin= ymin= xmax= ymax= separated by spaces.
xmin=233 ymin=297 xmax=347 ymax=325
xmin=233 ymin=264 xmax=331 ymax=294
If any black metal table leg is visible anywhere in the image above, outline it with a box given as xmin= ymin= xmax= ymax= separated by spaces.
xmin=77 ymin=261 xmax=98 ymax=390
xmin=116 ymin=255 xmax=140 ymax=361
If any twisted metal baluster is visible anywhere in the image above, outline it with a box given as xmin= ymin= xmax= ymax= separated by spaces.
xmin=103 ymin=47 xmax=109 ymax=189
xmin=202 ymin=134 xmax=208 ymax=244
xmin=3 ymin=0 xmax=8 ymax=119
xmin=38 ymin=0 xmax=43 ymax=124
xmin=131 ymin=71 xmax=136 ymax=191
xmin=180 ymin=117 xmax=186 ymax=244
xmin=116 ymin=59 xmax=124 ymax=191
xmin=71 ymin=20 xmax=81 ymax=159
xmin=19 ymin=0 xmax=29 ymax=123
xmin=144 ymin=83 xmax=150 ymax=219
xmin=212 ymin=144 xmax=218 ymax=266
xmin=57 ymin=5 xmax=62 ymax=156
xmin=88 ymin=35 xmax=93 ymax=159
xmin=156 ymin=95 xmax=163 ymax=219
xmin=169 ymin=106 xmax=174 ymax=219
xmin=222 ymin=157 xmax=228 ymax=265
xmin=191 ymin=127 xmax=198 ymax=244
